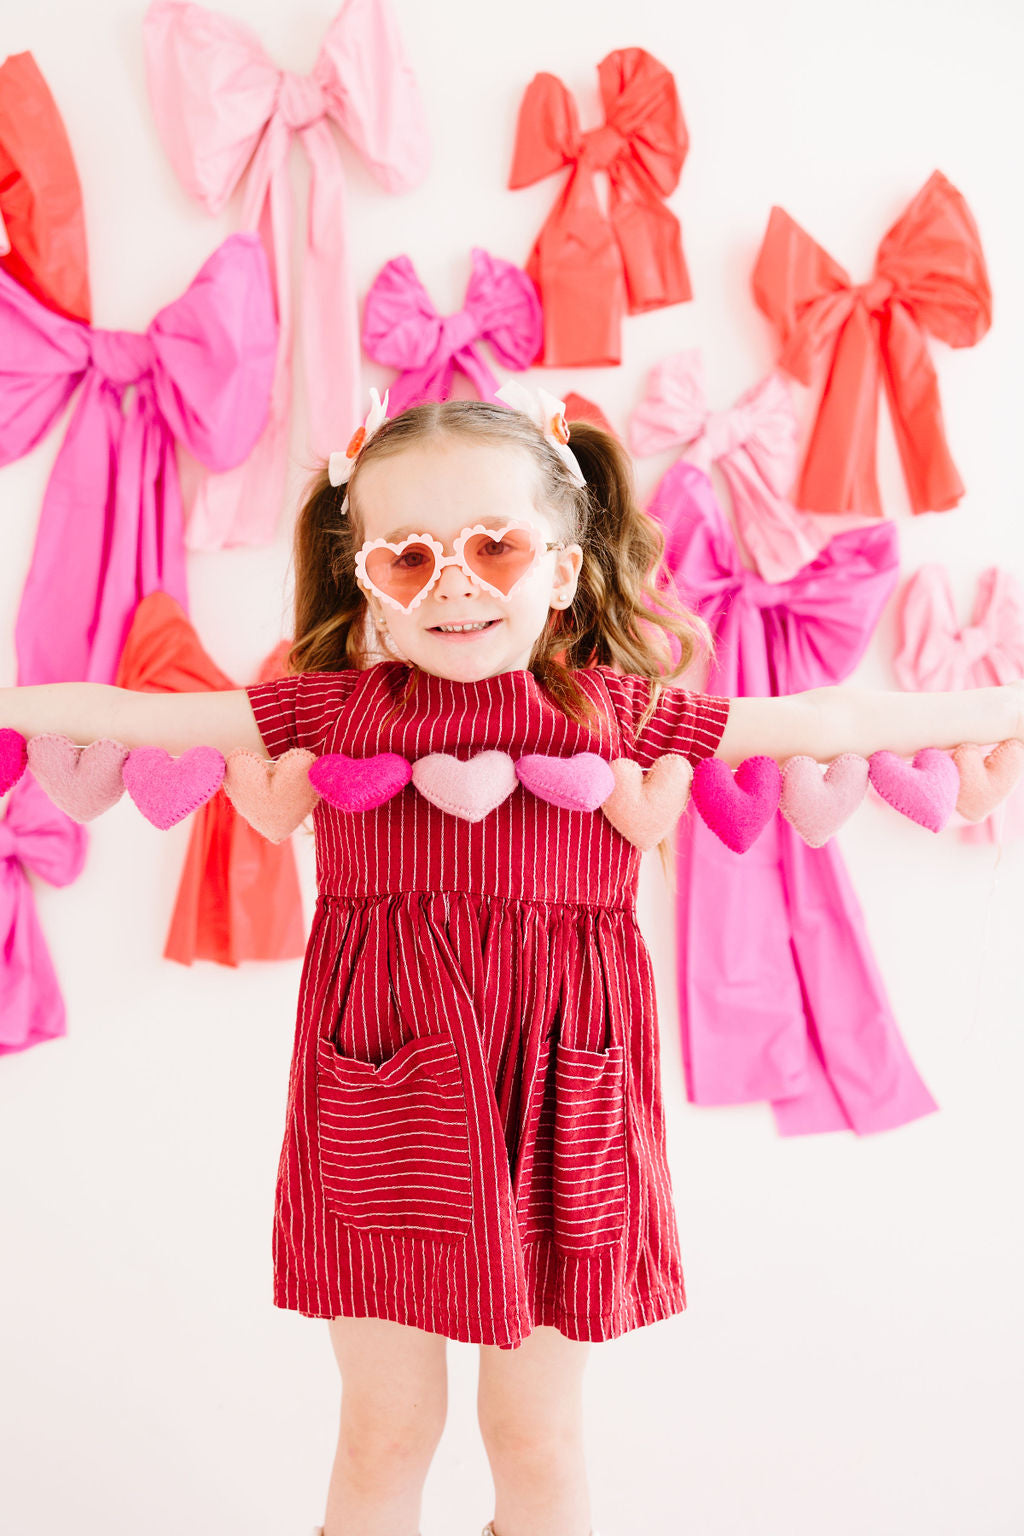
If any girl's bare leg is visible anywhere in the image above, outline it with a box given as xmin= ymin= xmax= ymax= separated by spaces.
xmin=477 ymin=1325 xmax=593 ymax=1536
xmin=323 ymin=1315 xmax=448 ymax=1536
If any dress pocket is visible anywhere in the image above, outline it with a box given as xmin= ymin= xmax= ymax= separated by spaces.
xmin=551 ymin=1041 xmax=628 ymax=1255
xmin=315 ymin=1031 xmax=473 ymax=1239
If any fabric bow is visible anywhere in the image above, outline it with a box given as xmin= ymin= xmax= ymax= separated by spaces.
xmin=629 ymin=351 xmax=841 ymax=584
xmin=143 ymin=0 xmax=430 ymax=549
xmin=509 ymin=47 xmax=690 ymax=367
xmin=0 ymin=51 xmax=91 ymax=323
xmin=752 ymin=170 xmax=992 ymax=518
xmin=0 ymin=772 xmax=88 ymax=1056
xmin=0 ymin=233 xmax=276 ymax=687
xmin=115 ymin=592 xmax=306 ymax=966
xmin=361 ymin=248 xmax=542 ymax=414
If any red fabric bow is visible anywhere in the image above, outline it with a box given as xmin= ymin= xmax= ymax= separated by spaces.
xmin=509 ymin=47 xmax=691 ymax=367
xmin=115 ymin=592 xmax=306 ymax=967
xmin=752 ymin=171 xmax=992 ymax=517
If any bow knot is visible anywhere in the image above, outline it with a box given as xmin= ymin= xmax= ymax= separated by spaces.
xmin=580 ymin=123 xmax=626 ymax=169
xmin=854 ymin=276 xmax=895 ymax=313
xmin=703 ymin=405 xmax=756 ymax=464
xmin=88 ymin=327 xmax=154 ymax=387
xmin=275 ymin=69 xmax=327 ymax=132
xmin=437 ymin=306 xmax=483 ymax=359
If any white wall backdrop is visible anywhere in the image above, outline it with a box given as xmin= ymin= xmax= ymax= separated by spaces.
xmin=1 ymin=2 xmax=1022 ymax=1534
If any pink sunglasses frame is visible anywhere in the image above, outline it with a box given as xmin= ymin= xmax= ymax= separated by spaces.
xmin=355 ymin=521 xmax=568 ymax=614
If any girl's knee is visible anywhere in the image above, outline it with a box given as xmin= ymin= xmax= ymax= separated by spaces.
xmin=340 ymin=1397 xmax=446 ymax=1487
xmin=477 ymin=1406 xmax=581 ymax=1472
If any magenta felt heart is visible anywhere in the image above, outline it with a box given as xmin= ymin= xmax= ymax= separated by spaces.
xmin=223 ymin=748 xmax=319 ymax=841
xmin=412 ymin=751 xmax=518 ymax=821
xmin=0 ymin=728 xmax=28 ymax=796
xmin=515 ymin=752 xmax=615 ymax=812
xmin=779 ymin=753 xmax=869 ymax=848
xmin=309 ymin=752 xmax=412 ymax=813
xmin=27 ymin=735 xmax=129 ymax=821
xmin=122 ymin=745 xmax=226 ymax=829
xmin=952 ymin=740 xmax=1024 ymax=822
xmin=691 ymin=755 xmax=782 ymax=853
xmin=868 ymin=748 xmax=959 ymax=833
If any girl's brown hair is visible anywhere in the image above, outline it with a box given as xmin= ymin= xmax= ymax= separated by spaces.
xmin=286 ymin=399 xmax=713 ymax=884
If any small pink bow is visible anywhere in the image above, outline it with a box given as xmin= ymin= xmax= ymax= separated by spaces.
xmin=628 ymin=352 xmax=838 ymax=584
xmin=361 ymin=248 xmax=542 ymax=415
xmin=143 ymin=0 xmax=430 ymax=549
xmin=0 ymin=773 xmax=88 ymax=1056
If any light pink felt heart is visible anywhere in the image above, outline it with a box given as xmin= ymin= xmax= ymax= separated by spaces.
xmin=0 ymin=727 xmax=28 ymax=796
xmin=309 ymin=752 xmax=412 ymax=813
xmin=952 ymin=740 xmax=1024 ymax=822
xmin=779 ymin=753 xmax=869 ymax=848
xmin=600 ymin=754 xmax=693 ymax=851
xmin=412 ymin=750 xmax=518 ymax=822
xmin=223 ymin=748 xmax=319 ymax=842
xmin=691 ymin=755 xmax=782 ymax=853
xmin=26 ymin=734 xmax=129 ymax=821
xmin=867 ymin=748 xmax=959 ymax=833
xmin=122 ymin=745 xmax=226 ymax=830
xmin=515 ymin=752 xmax=615 ymax=812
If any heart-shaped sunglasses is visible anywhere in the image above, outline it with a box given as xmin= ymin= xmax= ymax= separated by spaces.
xmin=355 ymin=522 xmax=567 ymax=613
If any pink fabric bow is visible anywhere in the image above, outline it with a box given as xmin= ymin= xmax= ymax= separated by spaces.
xmin=629 ymin=352 xmax=841 ymax=584
xmin=0 ymin=234 xmax=276 ymax=686
xmin=143 ymin=0 xmax=430 ymax=548
xmin=0 ymin=772 xmax=88 ymax=1056
xmin=361 ymin=248 xmax=543 ymax=414
xmin=894 ymin=564 xmax=1024 ymax=843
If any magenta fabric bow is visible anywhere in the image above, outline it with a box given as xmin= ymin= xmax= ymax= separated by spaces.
xmin=143 ymin=0 xmax=430 ymax=548
xmin=651 ymin=459 xmax=938 ymax=1138
xmin=0 ymin=772 xmax=88 ymax=1056
xmin=0 ymin=234 xmax=276 ymax=686
xmin=628 ymin=352 xmax=842 ymax=585
xmin=894 ymin=563 xmax=1024 ymax=844
xmin=361 ymin=248 xmax=543 ymax=414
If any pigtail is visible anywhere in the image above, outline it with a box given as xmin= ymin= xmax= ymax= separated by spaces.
xmin=287 ymin=468 xmax=374 ymax=675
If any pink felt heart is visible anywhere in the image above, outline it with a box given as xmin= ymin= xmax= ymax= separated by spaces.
xmin=223 ymin=748 xmax=319 ymax=842
xmin=515 ymin=752 xmax=615 ymax=812
xmin=600 ymin=754 xmax=693 ymax=851
xmin=779 ymin=753 xmax=869 ymax=848
xmin=309 ymin=752 xmax=412 ymax=813
xmin=868 ymin=748 xmax=959 ymax=833
xmin=691 ymin=755 xmax=782 ymax=853
xmin=26 ymin=734 xmax=129 ymax=821
xmin=412 ymin=750 xmax=517 ymax=822
xmin=952 ymin=740 xmax=1024 ymax=822
xmin=122 ymin=745 xmax=226 ymax=830
xmin=0 ymin=727 xmax=28 ymax=796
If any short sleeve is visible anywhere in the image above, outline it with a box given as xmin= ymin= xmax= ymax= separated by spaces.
xmin=597 ymin=668 xmax=730 ymax=771
xmin=244 ymin=670 xmax=362 ymax=759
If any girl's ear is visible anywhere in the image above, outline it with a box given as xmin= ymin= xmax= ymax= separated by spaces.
xmin=552 ymin=542 xmax=584 ymax=601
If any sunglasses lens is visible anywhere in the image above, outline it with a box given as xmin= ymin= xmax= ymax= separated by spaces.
xmin=364 ymin=541 xmax=437 ymax=607
xmin=462 ymin=527 xmax=540 ymax=596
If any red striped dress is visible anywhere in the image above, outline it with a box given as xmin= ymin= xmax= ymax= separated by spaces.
xmin=244 ymin=660 xmax=729 ymax=1349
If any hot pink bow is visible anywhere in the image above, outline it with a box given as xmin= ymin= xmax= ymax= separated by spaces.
xmin=0 ymin=234 xmax=276 ymax=686
xmin=143 ymin=0 xmax=430 ymax=548
xmin=629 ymin=352 xmax=839 ymax=584
xmin=0 ymin=773 xmax=88 ymax=1056
xmin=361 ymin=248 xmax=542 ymax=414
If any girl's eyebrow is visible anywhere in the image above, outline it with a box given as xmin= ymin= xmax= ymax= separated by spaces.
xmin=381 ymin=517 xmax=513 ymax=543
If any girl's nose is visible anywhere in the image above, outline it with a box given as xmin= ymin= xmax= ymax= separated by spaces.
xmin=433 ymin=558 xmax=478 ymax=598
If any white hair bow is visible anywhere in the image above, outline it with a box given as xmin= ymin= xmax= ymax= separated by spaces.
xmin=495 ymin=380 xmax=587 ymax=488
xmin=328 ymin=388 xmax=390 ymax=510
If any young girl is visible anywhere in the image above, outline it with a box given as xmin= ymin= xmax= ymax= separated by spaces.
xmin=3 ymin=394 xmax=1021 ymax=1536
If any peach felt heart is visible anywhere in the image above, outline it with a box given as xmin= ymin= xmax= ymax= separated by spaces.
xmin=779 ymin=753 xmax=869 ymax=848
xmin=867 ymin=748 xmax=959 ymax=833
xmin=222 ymin=748 xmax=319 ymax=842
xmin=952 ymin=739 xmax=1024 ymax=822
xmin=0 ymin=728 xmax=28 ymax=796
xmin=691 ymin=755 xmax=782 ymax=853
xmin=515 ymin=752 xmax=615 ymax=812
xmin=600 ymin=754 xmax=693 ymax=850
xmin=122 ymin=745 xmax=226 ymax=829
xmin=412 ymin=750 xmax=518 ymax=822
xmin=309 ymin=752 xmax=412 ymax=812
xmin=26 ymin=735 xmax=129 ymax=821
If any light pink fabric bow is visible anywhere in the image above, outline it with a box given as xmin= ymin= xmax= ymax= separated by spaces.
xmin=0 ymin=234 xmax=276 ymax=686
xmin=894 ymin=564 xmax=1024 ymax=843
xmin=629 ymin=352 xmax=840 ymax=584
xmin=143 ymin=0 xmax=430 ymax=549
xmin=0 ymin=772 xmax=88 ymax=1056
xmin=361 ymin=248 xmax=543 ymax=415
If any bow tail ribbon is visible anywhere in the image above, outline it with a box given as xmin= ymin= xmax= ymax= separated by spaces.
xmin=796 ymin=303 xmax=885 ymax=516
xmin=531 ymin=161 xmax=624 ymax=366
xmin=299 ymin=115 xmax=360 ymax=453
xmin=607 ymin=161 xmax=691 ymax=312
xmin=878 ymin=300 xmax=964 ymax=514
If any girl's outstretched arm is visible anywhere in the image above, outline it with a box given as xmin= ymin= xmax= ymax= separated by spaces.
xmin=715 ymin=681 xmax=1024 ymax=768
xmin=0 ymin=683 xmax=268 ymax=759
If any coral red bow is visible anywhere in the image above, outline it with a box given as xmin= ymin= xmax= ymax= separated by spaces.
xmin=752 ymin=171 xmax=992 ymax=518
xmin=509 ymin=47 xmax=690 ymax=367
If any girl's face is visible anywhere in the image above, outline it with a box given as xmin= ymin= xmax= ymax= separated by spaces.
xmin=352 ymin=436 xmax=584 ymax=680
